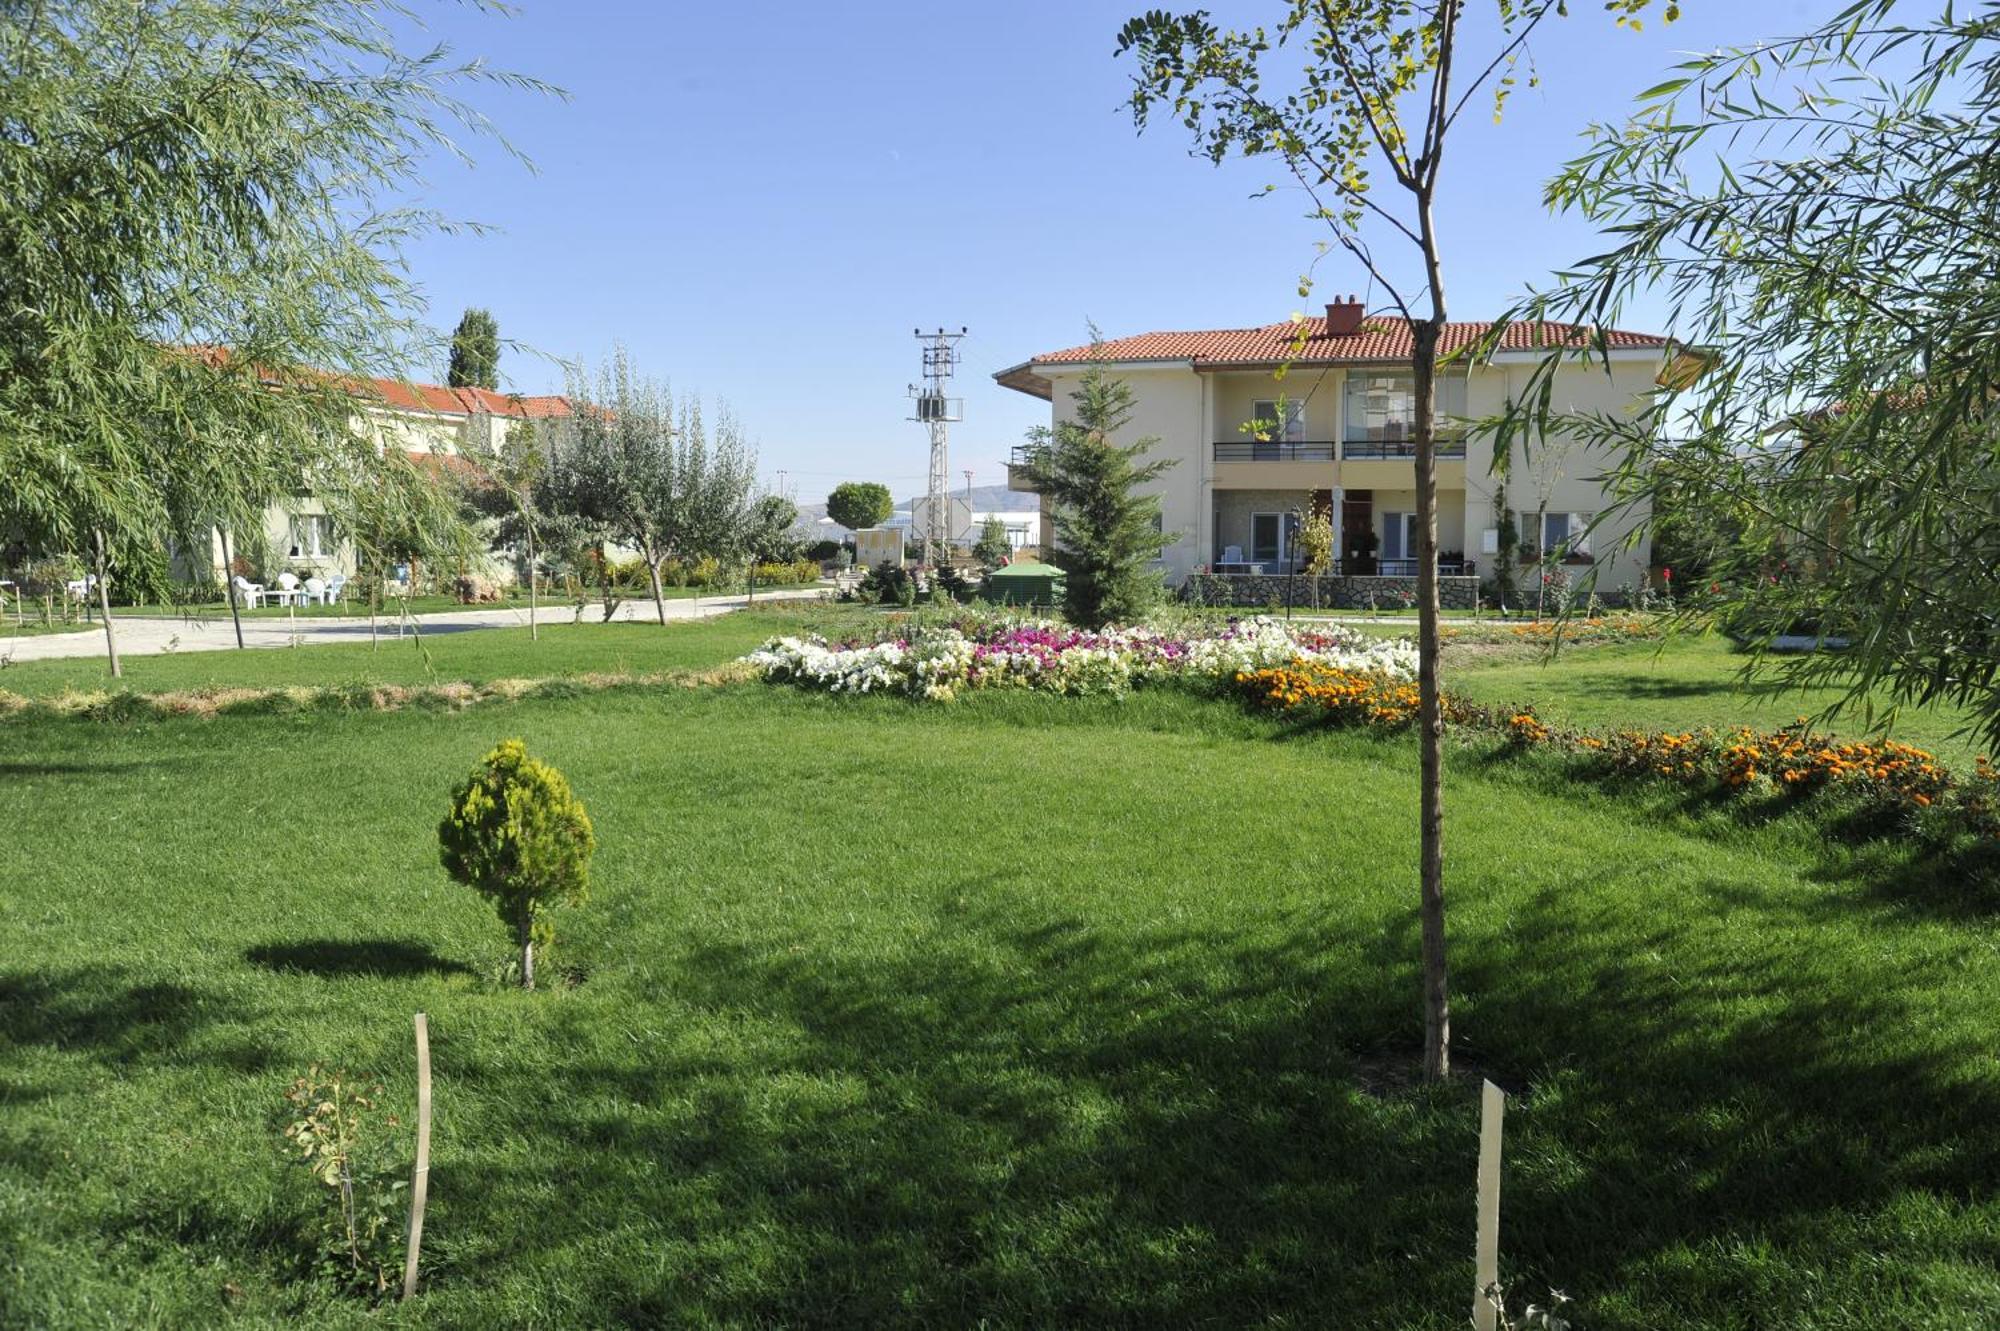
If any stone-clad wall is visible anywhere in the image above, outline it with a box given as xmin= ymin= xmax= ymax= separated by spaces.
xmin=1181 ymin=573 xmax=1482 ymax=610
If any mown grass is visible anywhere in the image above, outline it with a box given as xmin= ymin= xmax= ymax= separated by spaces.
xmin=0 ymin=607 xmax=852 ymax=701
xmin=3 ymin=678 xmax=1997 ymax=1328
xmin=1449 ymin=632 xmax=1990 ymax=764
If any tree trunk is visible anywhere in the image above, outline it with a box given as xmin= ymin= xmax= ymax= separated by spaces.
xmin=646 ymin=554 xmax=668 ymax=626
xmin=1412 ymin=322 xmax=1450 ymax=1083
xmin=92 ymin=531 xmax=122 ymax=678
xmin=526 ymin=530 xmax=538 ymax=642
xmin=519 ymin=925 xmax=535 ymax=992
xmin=219 ymin=527 xmax=246 ymax=649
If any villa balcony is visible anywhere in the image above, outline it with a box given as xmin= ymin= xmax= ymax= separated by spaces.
xmin=1006 ymin=442 xmax=1050 ymax=492
xmin=1341 ymin=437 xmax=1468 ymax=459
xmin=1211 ymin=441 xmax=1337 ymax=463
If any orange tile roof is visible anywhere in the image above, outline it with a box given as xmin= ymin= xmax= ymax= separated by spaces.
xmin=360 ymin=378 xmax=573 ymax=419
xmin=1024 ymin=316 xmax=1670 ymax=369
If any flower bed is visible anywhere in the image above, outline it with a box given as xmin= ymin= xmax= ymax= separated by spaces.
xmin=1235 ymin=658 xmax=1999 ymax=840
xmin=744 ymin=616 xmax=1418 ymax=701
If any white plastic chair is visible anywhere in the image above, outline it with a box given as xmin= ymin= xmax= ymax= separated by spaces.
xmin=65 ymin=574 xmax=96 ymax=602
xmin=232 ymin=575 xmax=265 ymax=608
xmin=324 ymin=573 xmax=347 ymax=606
xmin=275 ymin=571 xmax=301 ymax=606
xmin=1221 ymin=545 xmax=1243 ymax=564
xmin=303 ymin=576 xmax=327 ymax=605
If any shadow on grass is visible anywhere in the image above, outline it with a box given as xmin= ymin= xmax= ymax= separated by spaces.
xmin=244 ymin=938 xmax=475 ymax=979
xmin=411 ymin=875 xmax=2000 ymax=1329
xmin=0 ymin=967 xmax=271 ymax=1075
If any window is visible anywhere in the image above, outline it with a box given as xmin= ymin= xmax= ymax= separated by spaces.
xmin=1380 ymin=511 xmax=1418 ymax=561
xmin=1250 ymin=398 xmax=1306 ymax=443
xmin=288 ymin=514 xmax=335 ymax=559
xmin=1342 ymin=371 xmax=1468 ymax=447
xmin=1251 ymin=513 xmax=1283 ymax=563
xmin=1519 ymin=511 xmax=1592 ymax=555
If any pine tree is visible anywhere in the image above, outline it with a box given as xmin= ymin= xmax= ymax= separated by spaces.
xmin=1019 ymin=360 xmax=1175 ymax=628
xmin=447 ymin=308 xmax=500 ymax=389
xmin=973 ymin=515 xmax=1012 ymax=568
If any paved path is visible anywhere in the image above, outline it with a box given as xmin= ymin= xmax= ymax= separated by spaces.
xmin=0 ymin=588 xmax=825 ymax=664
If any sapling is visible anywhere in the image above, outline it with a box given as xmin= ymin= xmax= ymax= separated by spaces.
xmin=439 ymin=740 xmax=595 ymax=990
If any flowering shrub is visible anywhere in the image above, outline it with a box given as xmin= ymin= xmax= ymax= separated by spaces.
xmin=745 ymin=616 xmax=1417 ymax=701
xmin=1234 ymin=662 xmax=1423 ymax=727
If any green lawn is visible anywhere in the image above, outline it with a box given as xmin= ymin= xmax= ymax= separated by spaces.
xmin=0 ymin=608 xmax=843 ymax=700
xmin=1451 ymin=632 xmax=1991 ymax=763
xmin=3 ymin=663 xmax=1998 ymax=1327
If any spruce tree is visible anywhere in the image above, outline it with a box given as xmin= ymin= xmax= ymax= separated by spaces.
xmin=1019 ymin=360 xmax=1175 ymax=628
xmin=447 ymin=308 xmax=500 ymax=389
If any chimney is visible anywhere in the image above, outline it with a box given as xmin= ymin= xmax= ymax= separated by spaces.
xmin=1325 ymin=295 xmax=1366 ymax=337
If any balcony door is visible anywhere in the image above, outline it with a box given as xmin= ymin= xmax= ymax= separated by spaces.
xmin=1250 ymin=512 xmax=1300 ymax=568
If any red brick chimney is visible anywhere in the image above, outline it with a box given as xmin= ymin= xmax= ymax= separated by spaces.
xmin=1325 ymin=295 xmax=1366 ymax=337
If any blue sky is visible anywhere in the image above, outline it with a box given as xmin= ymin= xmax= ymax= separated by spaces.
xmin=397 ymin=0 xmax=1820 ymax=500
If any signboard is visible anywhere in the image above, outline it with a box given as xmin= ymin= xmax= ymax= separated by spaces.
xmin=909 ymin=496 xmax=975 ymax=546
xmin=853 ymin=526 xmax=905 ymax=569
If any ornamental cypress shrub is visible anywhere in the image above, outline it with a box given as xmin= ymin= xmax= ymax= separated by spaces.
xmin=438 ymin=740 xmax=595 ymax=990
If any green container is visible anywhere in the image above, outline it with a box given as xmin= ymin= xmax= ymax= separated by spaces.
xmin=983 ymin=560 xmax=1065 ymax=606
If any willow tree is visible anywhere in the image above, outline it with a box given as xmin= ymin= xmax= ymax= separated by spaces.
xmin=1498 ymin=1 xmax=2000 ymax=751
xmin=1117 ymin=0 xmax=1670 ymax=1080
xmin=0 ymin=1 xmax=553 ymax=675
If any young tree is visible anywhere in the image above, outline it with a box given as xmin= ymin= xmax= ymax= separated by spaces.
xmin=439 ymin=739 xmax=595 ymax=991
xmin=677 ymin=400 xmax=759 ymax=594
xmin=1497 ymin=2 xmax=2000 ymax=747
xmin=0 ymin=1 xmax=552 ymax=678
xmin=825 ymin=482 xmax=894 ymax=534
xmin=462 ymin=410 xmax=548 ymax=640
xmin=747 ymin=494 xmax=803 ymax=563
xmin=1118 ymin=0 xmax=1669 ymax=1079
xmin=549 ymin=351 xmax=684 ymax=625
xmin=447 ymin=309 xmax=501 ymax=390
xmin=1017 ymin=358 xmax=1175 ymax=629
xmin=974 ymin=515 xmax=1013 ymax=569
xmin=1294 ymin=501 xmax=1335 ymax=608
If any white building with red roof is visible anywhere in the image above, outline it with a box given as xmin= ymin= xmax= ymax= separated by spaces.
xmin=996 ymin=300 xmax=1681 ymax=599
xmin=193 ymin=371 xmax=574 ymax=589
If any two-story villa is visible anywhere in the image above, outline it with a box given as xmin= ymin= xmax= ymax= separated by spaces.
xmin=997 ymin=299 xmax=1679 ymax=597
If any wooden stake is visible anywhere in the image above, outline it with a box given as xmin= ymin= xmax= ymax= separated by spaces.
xmin=1473 ymin=1078 xmax=1505 ymax=1331
xmin=401 ymin=1013 xmax=432 ymax=1302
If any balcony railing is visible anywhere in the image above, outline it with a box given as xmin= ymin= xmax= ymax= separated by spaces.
xmin=1008 ymin=443 xmax=1049 ymax=469
xmin=1341 ymin=437 xmax=1468 ymax=459
xmin=1211 ymin=441 xmax=1337 ymax=463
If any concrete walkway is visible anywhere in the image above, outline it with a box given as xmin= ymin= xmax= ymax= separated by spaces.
xmin=0 ymin=588 xmax=825 ymax=664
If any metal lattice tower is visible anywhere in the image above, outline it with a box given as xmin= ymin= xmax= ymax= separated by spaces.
xmin=908 ymin=326 xmax=966 ymax=564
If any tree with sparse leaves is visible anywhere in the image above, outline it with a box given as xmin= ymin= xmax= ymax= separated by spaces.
xmin=1118 ymin=0 xmax=1672 ymax=1080
xmin=0 ymin=0 xmax=550 ymax=676
xmin=447 ymin=308 xmax=500 ymax=390
xmin=1017 ymin=355 xmax=1175 ymax=629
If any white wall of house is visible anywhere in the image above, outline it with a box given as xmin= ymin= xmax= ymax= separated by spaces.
xmin=1034 ymin=349 xmax=1660 ymax=593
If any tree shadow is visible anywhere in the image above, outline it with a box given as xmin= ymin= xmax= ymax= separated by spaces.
xmin=400 ymin=872 xmax=2000 ymax=1328
xmin=243 ymin=938 xmax=475 ymax=979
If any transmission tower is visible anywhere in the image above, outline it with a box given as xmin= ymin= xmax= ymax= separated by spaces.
xmin=908 ymin=326 xmax=966 ymax=564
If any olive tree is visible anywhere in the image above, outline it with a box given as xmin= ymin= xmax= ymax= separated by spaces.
xmin=1117 ymin=0 xmax=1671 ymax=1079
